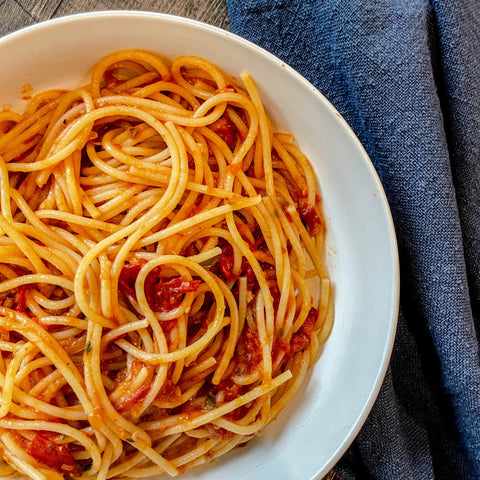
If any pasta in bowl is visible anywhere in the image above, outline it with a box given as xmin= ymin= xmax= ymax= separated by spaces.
xmin=0 ymin=49 xmax=332 ymax=478
xmin=0 ymin=11 xmax=398 ymax=480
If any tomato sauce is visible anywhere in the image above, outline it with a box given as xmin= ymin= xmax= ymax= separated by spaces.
xmin=146 ymin=276 xmax=201 ymax=312
xmin=273 ymin=307 xmax=319 ymax=364
xmin=118 ymin=262 xmax=144 ymax=297
xmin=290 ymin=307 xmax=318 ymax=355
xmin=298 ymin=198 xmax=322 ymax=236
xmin=234 ymin=328 xmax=263 ymax=376
xmin=156 ymin=379 xmax=181 ymax=404
xmin=217 ymin=242 xmax=236 ymax=281
xmin=14 ymin=285 xmax=30 ymax=314
xmin=216 ymin=377 xmax=245 ymax=403
xmin=209 ymin=116 xmax=238 ymax=150
xmin=116 ymin=384 xmax=150 ymax=412
xmin=119 ymin=263 xmax=201 ymax=312
xmin=27 ymin=433 xmax=79 ymax=477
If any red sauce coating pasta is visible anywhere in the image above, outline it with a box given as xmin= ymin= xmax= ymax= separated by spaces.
xmin=0 ymin=49 xmax=333 ymax=479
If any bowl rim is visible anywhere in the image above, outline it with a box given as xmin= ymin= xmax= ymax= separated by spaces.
xmin=0 ymin=10 xmax=400 ymax=478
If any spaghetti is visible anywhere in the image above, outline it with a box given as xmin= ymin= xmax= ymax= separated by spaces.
xmin=0 ymin=49 xmax=334 ymax=479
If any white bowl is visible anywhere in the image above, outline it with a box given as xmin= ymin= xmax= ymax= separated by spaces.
xmin=0 ymin=11 xmax=399 ymax=480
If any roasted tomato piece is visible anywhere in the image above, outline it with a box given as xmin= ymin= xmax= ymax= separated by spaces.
xmin=27 ymin=433 xmax=79 ymax=477
xmin=116 ymin=383 xmax=150 ymax=413
xmin=15 ymin=284 xmax=30 ymax=314
xmin=209 ymin=116 xmax=238 ymax=150
xmin=146 ymin=276 xmax=201 ymax=311
xmin=291 ymin=307 xmax=318 ymax=355
xmin=218 ymin=243 xmax=237 ymax=282
xmin=119 ymin=262 xmax=201 ymax=312
xmin=118 ymin=262 xmax=143 ymax=297
xmin=298 ymin=198 xmax=322 ymax=236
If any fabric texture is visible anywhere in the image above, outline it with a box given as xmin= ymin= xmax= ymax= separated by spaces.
xmin=226 ymin=1 xmax=480 ymax=478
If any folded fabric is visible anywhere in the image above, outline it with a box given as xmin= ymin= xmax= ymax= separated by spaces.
xmin=226 ymin=1 xmax=480 ymax=478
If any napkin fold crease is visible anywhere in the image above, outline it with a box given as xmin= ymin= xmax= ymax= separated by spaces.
xmin=227 ymin=1 xmax=480 ymax=478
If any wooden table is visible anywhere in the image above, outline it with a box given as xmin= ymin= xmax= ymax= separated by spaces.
xmin=0 ymin=2 xmax=342 ymax=479
xmin=0 ymin=0 xmax=229 ymax=37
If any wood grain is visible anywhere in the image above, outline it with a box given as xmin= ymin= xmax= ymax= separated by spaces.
xmin=0 ymin=0 xmax=230 ymax=37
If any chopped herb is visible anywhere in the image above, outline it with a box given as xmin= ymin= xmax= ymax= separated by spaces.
xmin=279 ymin=327 xmax=284 ymax=337
xmin=47 ymin=444 xmax=53 ymax=452
xmin=129 ymin=128 xmax=139 ymax=138
xmin=139 ymin=339 xmax=144 ymax=348
xmin=85 ymin=340 xmax=92 ymax=354
xmin=62 ymin=118 xmax=67 ymax=125
xmin=126 ymin=438 xmax=135 ymax=443
xmin=206 ymin=395 xmax=216 ymax=409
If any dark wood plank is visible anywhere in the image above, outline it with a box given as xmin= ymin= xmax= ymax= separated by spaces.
xmin=0 ymin=0 xmax=230 ymax=37
xmin=52 ymin=0 xmax=230 ymax=29
xmin=0 ymin=0 xmax=36 ymax=36
xmin=14 ymin=0 xmax=63 ymax=21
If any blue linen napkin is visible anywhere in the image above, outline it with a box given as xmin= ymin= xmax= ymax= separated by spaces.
xmin=226 ymin=1 xmax=480 ymax=478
